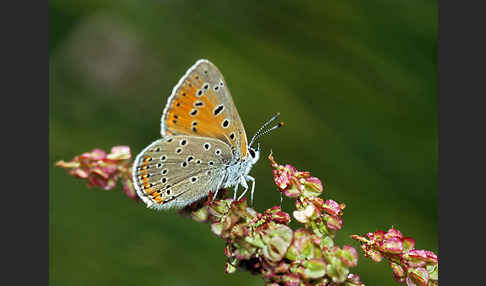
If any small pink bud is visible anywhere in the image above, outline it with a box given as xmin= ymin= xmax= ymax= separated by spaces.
xmin=323 ymin=200 xmax=341 ymax=216
xmin=424 ymin=250 xmax=438 ymax=263
xmin=107 ymin=146 xmax=131 ymax=160
xmin=341 ymin=245 xmax=358 ymax=267
xmin=273 ymin=211 xmax=291 ymax=224
xmin=385 ymin=227 xmax=403 ymax=239
xmin=403 ymin=250 xmax=429 ymax=268
xmin=273 ymin=169 xmax=292 ymax=191
xmin=302 ymin=176 xmax=323 ymax=196
xmin=406 ymin=249 xmax=428 ymax=260
xmin=406 ymin=267 xmax=429 ymax=286
xmin=383 ymin=237 xmax=404 ymax=254
xmin=402 ymin=237 xmax=416 ymax=251
xmin=374 ymin=230 xmax=386 ymax=241
xmin=325 ymin=215 xmax=342 ymax=230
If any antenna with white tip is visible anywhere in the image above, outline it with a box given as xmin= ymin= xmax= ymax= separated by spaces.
xmin=249 ymin=113 xmax=283 ymax=147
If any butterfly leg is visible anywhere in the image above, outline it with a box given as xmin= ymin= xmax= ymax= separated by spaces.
xmin=212 ymin=188 xmax=220 ymax=201
xmin=212 ymin=177 xmax=225 ymax=202
xmin=237 ymin=176 xmax=249 ymax=201
xmin=245 ymin=175 xmax=255 ymax=206
xmin=233 ymin=183 xmax=239 ymax=200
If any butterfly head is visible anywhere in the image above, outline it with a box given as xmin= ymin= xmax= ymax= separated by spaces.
xmin=248 ymin=143 xmax=260 ymax=165
xmin=248 ymin=113 xmax=283 ymax=161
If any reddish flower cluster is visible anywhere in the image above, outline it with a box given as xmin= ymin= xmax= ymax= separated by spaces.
xmin=270 ymin=154 xmax=345 ymax=238
xmin=55 ymin=146 xmax=137 ymax=200
xmin=56 ymin=146 xmax=438 ymax=286
xmin=186 ymin=196 xmax=362 ymax=286
xmin=180 ymin=154 xmax=364 ymax=286
xmin=270 ymin=153 xmax=324 ymax=198
xmin=351 ymin=228 xmax=438 ymax=286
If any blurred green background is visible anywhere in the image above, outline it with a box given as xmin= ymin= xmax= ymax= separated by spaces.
xmin=49 ymin=0 xmax=437 ymax=285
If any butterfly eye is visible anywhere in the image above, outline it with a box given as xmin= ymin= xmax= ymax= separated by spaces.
xmin=249 ymin=149 xmax=256 ymax=158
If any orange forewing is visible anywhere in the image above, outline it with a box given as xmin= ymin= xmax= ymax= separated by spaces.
xmin=162 ymin=62 xmax=248 ymax=157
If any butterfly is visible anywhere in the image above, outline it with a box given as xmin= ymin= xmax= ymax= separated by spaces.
xmin=132 ymin=59 xmax=282 ymax=210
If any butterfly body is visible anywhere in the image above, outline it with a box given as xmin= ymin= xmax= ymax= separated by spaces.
xmin=223 ymin=156 xmax=255 ymax=188
xmin=132 ymin=59 xmax=261 ymax=210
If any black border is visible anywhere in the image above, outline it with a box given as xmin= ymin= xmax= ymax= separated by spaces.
xmin=1 ymin=1 xmax=49 ymax=285
xmin=439 ymin=1 xmax=485 ymax=285
xmin=4 ymin=1 xmax=47 ymax=285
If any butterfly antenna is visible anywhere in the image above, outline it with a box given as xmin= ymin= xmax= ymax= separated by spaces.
xmin=250 ymin=113 xmax=280 ymax=147
xmin=250 ymin=121 xmax=284 ymax=147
